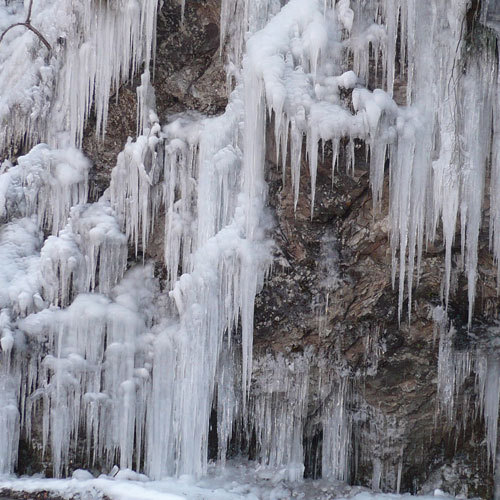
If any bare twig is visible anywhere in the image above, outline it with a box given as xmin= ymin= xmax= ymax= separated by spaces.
xmin=26 ymin=0 xmax=34 ymax=23
xmin=0 ymin=0 xmax=51 ymax=52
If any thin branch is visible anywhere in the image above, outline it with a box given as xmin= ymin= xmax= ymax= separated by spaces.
xmin=0 ymin=0 xmax=51 ymax=53
xmin=0 ymin=23 xmax=26 ymax=46
xmin=26 ymin=0 xmax=33 ymax=24
xmin=24 ymin=23 xmax=51 ymax=52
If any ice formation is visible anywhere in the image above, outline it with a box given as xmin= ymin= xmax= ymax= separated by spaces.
xmin=1 ymin=0 xmax=275 ymax=480
xmin=435 ymin=307 xmax=500 ymax=469
xmin=0 ymin=0 xmax=158 ymax=150
xmin=0 ymin=0 xmax=499 ymax=496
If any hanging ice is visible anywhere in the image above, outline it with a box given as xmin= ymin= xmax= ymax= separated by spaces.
xmin=0 ymin=0 xmax=159 ymax=151
xmin=1 ymin=0 xmax=500 ymax=492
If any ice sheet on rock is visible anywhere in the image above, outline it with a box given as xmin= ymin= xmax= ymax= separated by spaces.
xmin=435 ymin=310 xmax=500 ymax=469
xmin=248 ymin=353 xmax=311 ymax=482
xmin=214 ymin=341 xmax=242 ymax=467
xmin=320 ymin=373 xmax=351 ymax=483
xmin=243 ymin=351 xmax=353 ymax=485
xmin=435 ymin=309 xmax=475 ymax=429
xmin=477 ymin=354 xmax=500 ymax=467
xmin=353 ymin=403 xmax=406 ymax=493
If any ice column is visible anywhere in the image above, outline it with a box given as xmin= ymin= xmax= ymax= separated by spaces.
xmin=249 ymin=354 xmax=310 ymax=481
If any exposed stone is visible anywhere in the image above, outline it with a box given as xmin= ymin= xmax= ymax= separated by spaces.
xmin=82 ymin=0 xmax=227 ymax=202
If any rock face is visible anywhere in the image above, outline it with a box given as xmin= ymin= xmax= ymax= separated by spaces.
xmin=13 ymin=1 xmax=497 ymax=498
xmin=256 ymin=134 xmax=492 ymax=497
xmin=252 ymin=8 xmax=495 ymax=500
xmin=82 ymin=0 xmax=227 ymax=202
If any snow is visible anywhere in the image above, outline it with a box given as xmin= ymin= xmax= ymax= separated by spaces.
xmin=0 ymin=465 xmax=465 ymax=500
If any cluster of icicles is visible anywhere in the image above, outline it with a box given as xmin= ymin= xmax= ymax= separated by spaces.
xmin=435 ymin=306 xmax=500 ymax=471
xmin=0 ymin=0 xmax=499 ymax=489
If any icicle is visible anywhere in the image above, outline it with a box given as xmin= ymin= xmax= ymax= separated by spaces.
xmin=215 ymin=342 xmax=241 ymax=467
xmin=137 ymin=70 xmax=157 ymax=136
xmin=40 ymin=202 xmax=128 ymax=306
xmin=2 ymin=0 xmax=500 ymax=485
xmin=20 ymin=266 xmax=156 ymax=477
xmin=14 ymin=145 xmax=90 ymax=235
xmin=0 ymin=339 xmax=20 ymax=474
xmin=248 ymin=353 xmax=310 ymax=481
xmin=321 ymin=377 xmax=351 ymax=482
xmin=435 ymin=310 xmax=475 ymax=425
xmin=0 ymin=218 xmax=44 ymax=317
xmin=490 ymin=51 xmax=500 ymax=290
xmin=0 ymin=0 xmax=159 ymax=151
xmin=480 ymin=356 xmax=500 ymax=467
xmin=110 ymin=122 xmax=163 ymax=256
xmin=69 ymin=203 xmax=128 ymax=295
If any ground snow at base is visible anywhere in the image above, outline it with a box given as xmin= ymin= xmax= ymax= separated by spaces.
xmin=0 ymin=463 xmax=471 ymax=500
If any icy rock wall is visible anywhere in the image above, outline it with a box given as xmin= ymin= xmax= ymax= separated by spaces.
xmin=241 ymin=350 xmax=405 ymax=490
xmin=0 ymin=0 xmax=159 ymax=476
xmin=0 ymin=0 xmax=499 ymax=492
xmin=0 ymin=150 xmax=132 ymax=476
xmin=228 ymin=0 xmax=500 ymax=489
xmin=237 ymin=0 xmax=500 ymax=327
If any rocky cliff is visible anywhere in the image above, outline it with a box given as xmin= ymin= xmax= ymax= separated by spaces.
xmin=78 ymin=1 xmax=497 ymax=497
xmin=0 ymin=0 xmax=499 ymax=498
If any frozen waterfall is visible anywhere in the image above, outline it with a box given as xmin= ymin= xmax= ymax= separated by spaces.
xmin=0 ymin=0 xmax=499 ymax=497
